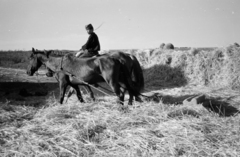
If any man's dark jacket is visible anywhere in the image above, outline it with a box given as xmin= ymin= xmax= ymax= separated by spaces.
xmin=82 ymin=32 xmax=100 ymax=53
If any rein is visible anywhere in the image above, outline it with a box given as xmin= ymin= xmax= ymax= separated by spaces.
xmin=60 ymin=56 xmax=64 ymax=70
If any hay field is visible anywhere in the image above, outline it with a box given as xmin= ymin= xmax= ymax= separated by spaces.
xmin=1 ymin=45 xmax=240 ymax=157
xmin=131 ymin=45 xmax=240 ymax=90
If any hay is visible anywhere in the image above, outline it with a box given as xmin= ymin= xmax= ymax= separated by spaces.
xmin=167 ymin=107 xmax=201 ymax=118
xmin=159 ymin=43 xmax=165 ymax=49
xmin=1 ymin=95 xmax=240 ymax=156
xmin=133 ymin=46 xmax=240 ymax=90
xmin=1 ymin=46 xmax=240 ymax=156
xmin=164 ymin=43 xmax=174 ymax=50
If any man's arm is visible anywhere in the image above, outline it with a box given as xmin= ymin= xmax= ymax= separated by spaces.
xmin=81 ymin=35 xmax=93 ymax=50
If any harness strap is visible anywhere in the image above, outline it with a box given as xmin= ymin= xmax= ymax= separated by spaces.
xmin=62 ymin=69 xmax=115 ymax=96
xmin=95 ymin=84 xmax=115 ymax=93
xmin=60 ymin=56 xmax=64 ymax=70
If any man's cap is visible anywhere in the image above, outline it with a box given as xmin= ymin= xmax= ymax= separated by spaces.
xmin=85 ymin=24 xmax=94 ymax=30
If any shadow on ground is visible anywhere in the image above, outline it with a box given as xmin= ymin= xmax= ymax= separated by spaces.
xmin=202 ymin=97 xmax=240 ymax=117
xmin=143 ymin=64 xmax=188 ymax=91
xmin=143 ymin=93 xmax=239 ymax=117
xmin=0 ymin=82 xmax=59 ymax=107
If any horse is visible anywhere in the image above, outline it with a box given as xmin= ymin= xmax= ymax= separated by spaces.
xmin=26 ymin=48 xmax=143 ymax=105
xmin=47 ymin=51 xmax=144 ymax=103
xmin=106 ymin=51 xmax=144 ymax=102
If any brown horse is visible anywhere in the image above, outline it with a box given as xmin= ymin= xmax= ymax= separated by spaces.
xmin=64 ymin=51 xmax=144 ymax=103
xmin=107 ymin=51 xmax=144 ymax=101
xmin=26 ymin=48 xmax=143 ymax=105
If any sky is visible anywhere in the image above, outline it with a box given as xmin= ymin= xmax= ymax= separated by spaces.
xmin=0 ymin=0 xmax=239 ymax=50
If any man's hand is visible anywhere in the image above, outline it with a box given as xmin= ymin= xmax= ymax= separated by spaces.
xmin=76 ymin=50 xmax=83 ymax=57
xmin=76 ymin=49 xmax=88 ymax=57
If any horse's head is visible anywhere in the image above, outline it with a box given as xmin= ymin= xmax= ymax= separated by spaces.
xmin=26 ymin=48 xmax=52 ymax=76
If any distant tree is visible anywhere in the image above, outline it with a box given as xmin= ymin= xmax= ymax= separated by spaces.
xmin=164 ymin=43 xmax=174 ymax=50
xmin=160 ymin=43 xmax=165 ymax=49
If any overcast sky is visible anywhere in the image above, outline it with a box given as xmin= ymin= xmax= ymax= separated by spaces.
xmin=0 ymin=0 xmax=239 ymax=50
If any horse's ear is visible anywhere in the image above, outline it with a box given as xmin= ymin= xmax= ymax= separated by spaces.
xmin=44 ymin=50 xmax=52 ymax=57
xmin=32 ymin=48 xmax=36 ymax=54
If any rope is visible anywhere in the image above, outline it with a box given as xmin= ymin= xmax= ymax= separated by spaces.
xmin=94 ymin=22 xmax=104 ymax=31
xmin=95 ymin=84 xmax=115 ymax=94
xmin=62 ymin=70 xmax=115 ymax=96
xmin=82 ymin=82 xmax=114 ymax=97
xmin=96 ymin=83 xmax=152 ymax=98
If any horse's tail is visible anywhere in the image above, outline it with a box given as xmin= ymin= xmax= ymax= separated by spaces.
xmin=130 ymin=54 xmax=144 ymax=92
xmin=118 ymin=58 xmax=143 ymax=97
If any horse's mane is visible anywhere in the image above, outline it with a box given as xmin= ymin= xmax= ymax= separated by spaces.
xmin=63 ymin=53 xmax=83 ymax=63
xmin=32 ymin=50 xmax=46 ymax=56
xmin=64 ymin=53 xmax=76 ymax=60
xmin=33 ymin=49 xmax=53 ymax=58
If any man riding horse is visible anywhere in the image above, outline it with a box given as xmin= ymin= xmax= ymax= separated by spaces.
xmin=42 ymin=24 xmax=144 ymax=104
xmin=46 ymin=23 xmax=100 ymax=77
xmin=76 ymin=24 xmax=101 ymax=58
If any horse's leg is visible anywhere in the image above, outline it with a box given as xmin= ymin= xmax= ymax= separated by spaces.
xmin=100 ymin=59 xmax=124 ymax=105
xmin=67 ymin=85 xmax=95 ymax=102
xmin=108 ymin=80 xmax=123 ymax=105
xmin=55 ymin=71 xmax=69 ymax=104
xmin=70 ymin=85 xmax=84 ymax=103
xmin=66 ymin=87 xmax=75 ymax=98
xmin=84 ymin=85 xmax=95 ymax=101
xmin=120 ymin=84 xmax=133 ymax=105
xmin=59 ymin=79 xmax=68 ymax=104
xmin=135 ymin=95 xmax=143 ymax=102
xmin=128 ymin=91 xmax=134 ymax=106
xmin=120 ymin=87 xmax=127 ymax=105
xmin=117 ymin=85 xmax=124 ymax=105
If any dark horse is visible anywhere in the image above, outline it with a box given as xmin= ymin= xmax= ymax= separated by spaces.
xmin=26 ymin=48 xmax=143 ymax=105
xmin=107 ymin=51 xmax=144 ymax=101
xmin=64 ymin=51 xmax=144 ymax=103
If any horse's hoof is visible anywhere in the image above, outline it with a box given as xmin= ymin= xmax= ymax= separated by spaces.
xmin=135 ymin=97 xmax=143 ymax=103
xmin=59 ymin=98 xmax=64 ymax=104
xmin=128 ymin=102 xmax=133 ymax=106
xmin=91 ymin=96 xmax=96 ymax=101
xmin=117 ymin=102 xmax=124 ymax=106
